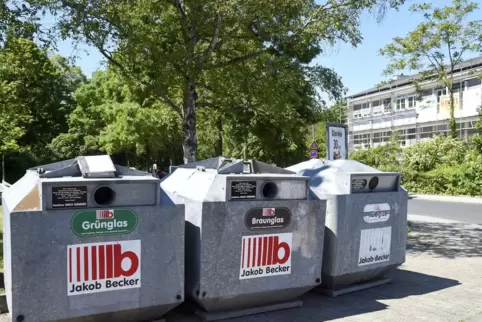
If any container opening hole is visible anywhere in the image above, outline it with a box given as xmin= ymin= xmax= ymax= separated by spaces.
xmin=262 ymin=182 xmax=278 ymax=199
xmin=94 ymin=186 xmax=116 ymax=205
xmin=369 ymin=177 xmax=379 ymax=190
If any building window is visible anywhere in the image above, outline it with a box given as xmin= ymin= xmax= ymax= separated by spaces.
xmin=396 ymin=98 xmax=405 ymax=110
xmin=408 ymin=96 xmax=415 ymax=109
xmin=421 ymin=89 xmax=433 ymax=97
xmin=436 ymin=88 xmax=446 ymax=113
xmin=467 ymin=78 xmax=482 ymax=88
xmin=452 ymin=82 xmax=463 ymax=92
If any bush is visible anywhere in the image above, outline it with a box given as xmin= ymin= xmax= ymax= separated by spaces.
xmin=350 ymin=135 xmax=482 ymax=197
xmin=402 ymin=135 xmax=468 ymax=172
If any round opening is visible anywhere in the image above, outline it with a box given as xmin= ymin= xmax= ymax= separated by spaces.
xmin=368 ymin=177 xmax=379 ymax=190
xmin=93 ymin=186 xmax=116 ymax=206
xmin=262 ymin=181 xmax=278 ymax=199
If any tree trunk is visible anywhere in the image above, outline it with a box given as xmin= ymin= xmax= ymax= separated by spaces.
xmin=215 ymin=114 xmax=223 ymax=156
xmin=449 ymin=90 xmax=457 ymax=138
xmin=182 ymin=80 xmax=198 ymax=164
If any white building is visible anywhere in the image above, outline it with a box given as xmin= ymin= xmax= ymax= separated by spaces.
xmin=347 ymin=57 xmax=482 ymax=151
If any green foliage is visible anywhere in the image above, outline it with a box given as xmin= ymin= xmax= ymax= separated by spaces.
xmin=50 ymin=70 xmax=183 ymax=168
xmin=402 ymin=135 xmax=468 ymax=172
xmin=35 ymin=0 xmax=405 ymax=163
xmin=351 ymin=134 xmax=482 ymax=196
xmin=349 ymin=131 xmax=402 ymax=169
xmin=472 ymin=107 xmax=482 ymax=152
xmin=305 ymin=101 xmax=347 ymax=158
xmin=379 ymin=0 xmax=482 ymax=138
xmin=0 ymin=36 xmax=85 ymax=181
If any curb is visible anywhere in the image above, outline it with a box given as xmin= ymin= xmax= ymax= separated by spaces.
xmin=407 ymin=214 xmax=462 ymax=224
xmin=409 ymin=194 xmax=482 ymax=205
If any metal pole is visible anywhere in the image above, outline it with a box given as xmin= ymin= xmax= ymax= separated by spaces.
xmin=312 ymin=124 xmax=315 ymax=141
xmin=2 ymin=154 xmax=4 ymax=183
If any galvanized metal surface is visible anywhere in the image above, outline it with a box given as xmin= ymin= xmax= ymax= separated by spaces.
xmin=2 ymin=156 xmax=185 ymax=322
xmin=287 ymin=159 xmax=408 ymax=291
xmin=161 ymin=159 xmax=327 ymax=314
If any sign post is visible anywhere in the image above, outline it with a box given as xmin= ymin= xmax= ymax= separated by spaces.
xmin=326 ymin=122 xmax=348 ymax=160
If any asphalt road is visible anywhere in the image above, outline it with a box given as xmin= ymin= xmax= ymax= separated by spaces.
xmin=408 ymin=197 xmax=482 ymax=224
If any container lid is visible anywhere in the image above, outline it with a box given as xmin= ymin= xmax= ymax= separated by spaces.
xmin=171 ymin=156 xmax=294 ymax=175
xmin=29 ymin=155 xmax=151 ymax=179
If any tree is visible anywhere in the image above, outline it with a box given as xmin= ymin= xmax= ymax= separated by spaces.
xmin=379 ymin=0 xmax=482 ymax=138
xmin=0 ymin=36 xmax=85 ymax=181
xmin=473 ymin=106 xmax=482 ymax=152
xmin=40 ymin=0 xmax=405 ymax=163
xmin=0 ymin=37 xmax=86 ymax=154
xmin=1 ymin=1 xmax=52 ymax=49
xmin=50 ymin=70 xmax=184 ymax=167
xmin=306 ymin=101 xmax=347 ymax=158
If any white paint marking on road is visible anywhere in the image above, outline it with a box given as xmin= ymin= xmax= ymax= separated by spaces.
xmin=407 ymin=214 xmax=462 ymax=224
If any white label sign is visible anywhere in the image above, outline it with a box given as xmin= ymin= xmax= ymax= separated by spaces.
xmin=358 ymin=227 xmax=391 ymax=266
xmin=363 ymin=203 xmax=391 ymax=223
xmin=67 ymin=240 xmax=141 ymax=296
xmin=239 ymin=233 xmax=292 ymax=279
xmin=326 ymin=125 xmax=348 ymax=160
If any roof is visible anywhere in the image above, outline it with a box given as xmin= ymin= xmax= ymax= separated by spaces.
xmin=348 ymin=56 xmax=482 ymax=99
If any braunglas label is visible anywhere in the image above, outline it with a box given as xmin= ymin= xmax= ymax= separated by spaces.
xmin=239 ymin=233 xmax=292 ymax=279
xmin=363 ymin=203 xmax=391 ymax=223
xmin=358 ymin=227 xmax=391 ymax=266
xmin=67 ymin=240 xmax=141 ymax=295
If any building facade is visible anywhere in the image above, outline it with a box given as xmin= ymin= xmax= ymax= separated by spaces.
xmin=347 ymin=57 xmax=482 ymax=151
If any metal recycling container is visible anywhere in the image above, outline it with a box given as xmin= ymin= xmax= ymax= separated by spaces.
xmin=287 ymin=159 xmax=407 ymax=293
xmin=160 ymin=157 xmax=326 ymax=316
xmin=2 ymin=155 xmax=184 ymax=322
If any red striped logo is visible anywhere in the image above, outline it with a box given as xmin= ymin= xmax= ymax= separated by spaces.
xmin=239 ymin=233 xmax=292 ymax=279
xmin=96 ymin=209 xmax=114 ymax=220
xmin=67 ymin=240 xmax=141 ymax=295
xmin=262 ymin=208 xmax=275 ymax=216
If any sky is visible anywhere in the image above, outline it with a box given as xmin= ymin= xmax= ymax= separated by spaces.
xmin=51 ymin=0 xmax=482 ymax=98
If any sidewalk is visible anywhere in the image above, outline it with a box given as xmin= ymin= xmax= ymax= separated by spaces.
xmin=167 ymin=215 xmax=482 ymax=322
xmin=410 ymin=193 xmax=482 ymax=204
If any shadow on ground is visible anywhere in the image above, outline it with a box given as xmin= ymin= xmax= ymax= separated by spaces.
xmin=407 ymin=221 xmax=482 ymax=258
xmin=167 ymin=269 xmax=459 ymax=322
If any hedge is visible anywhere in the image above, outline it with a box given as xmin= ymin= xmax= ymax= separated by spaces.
xmin=350 ymin=134 xmax=482 ymax=197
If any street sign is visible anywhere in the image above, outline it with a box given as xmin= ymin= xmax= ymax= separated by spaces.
xmin=309 ymin=141 xmax=320 ymax=151
xmin=326 ymin=123 xmax=348 ymax=160
xmin=309 ymin=150 xmax=318 ymax=159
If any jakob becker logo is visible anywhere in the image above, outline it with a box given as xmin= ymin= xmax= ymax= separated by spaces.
xmin=239 ymin=233 xmax=292 ymax=279
xmin=67 ymin=240 xmax=141 ymax=295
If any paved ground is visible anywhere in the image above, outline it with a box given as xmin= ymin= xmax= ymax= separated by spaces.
xmin=164 ymin=217 xmax=482 ymax=322
xmin=409 ymin=194 xmax=482 ymax=224
xmin=1 ymin=199 xmax=481 ymax=322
